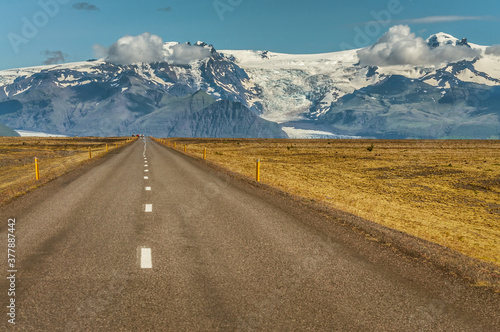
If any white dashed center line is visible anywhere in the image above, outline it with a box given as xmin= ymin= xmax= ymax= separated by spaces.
xmin=140 ymin=146 xmax=152 ymax=269
xmin=141 ymin=248 xmax=152 ymax=269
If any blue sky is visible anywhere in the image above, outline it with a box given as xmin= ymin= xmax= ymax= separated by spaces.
xmin=1 ymin=0 xmax=500 ymax=70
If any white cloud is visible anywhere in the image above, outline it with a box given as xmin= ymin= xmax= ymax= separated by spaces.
xmin=357 ymin=25 xmax=481 ymax=66
xmin=94 ymin=33 xmax=164 ymax=65
xmin=93 ymin=33 xmax=212 ymax=65
xmin=485 ymin=45 xmax=500 ymax=56
xmin=165 ymin=43 xmax=212 ymax=65
xmin=362 ymin=15 xmax=498 ymax=26
xmin=396 ymin=15 xmax=495 ymax=24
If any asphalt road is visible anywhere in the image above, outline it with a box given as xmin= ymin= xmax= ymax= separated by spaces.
xmin=1 ymin=138 xmax=498 ymax=331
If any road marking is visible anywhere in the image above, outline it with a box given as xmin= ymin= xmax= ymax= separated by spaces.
xmin=144 ymin=176 xmax=149 ymax=180
xmin=141 ymin=248 xmax=152 ymax=269
xmin=144 ymin=169 xmax=149 ymax=172
xmin=144 ymin=164 xmax=148 ymax=167
xmin=145 ymin=187 xmax=151 ymax=191
xmin=145 ymin=204 xmax=153 ymax=212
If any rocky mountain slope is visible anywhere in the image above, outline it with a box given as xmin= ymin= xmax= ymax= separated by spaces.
xmin=0 ymin=31 xmax=499 ymax=138
xmin=0 ymin=123 xmax=19 ymax=136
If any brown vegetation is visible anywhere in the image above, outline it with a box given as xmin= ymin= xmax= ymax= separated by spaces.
xmin=0 ymin=137 xmax=131 ymax=206
xmin=166 ymin=138 xmax=500 ymax=267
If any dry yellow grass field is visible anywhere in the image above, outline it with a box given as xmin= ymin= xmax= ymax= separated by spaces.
xmin=165 ymin=138 xmax=500 ymax=267
xmin=0 ymin=136 xmax=132 ymax=206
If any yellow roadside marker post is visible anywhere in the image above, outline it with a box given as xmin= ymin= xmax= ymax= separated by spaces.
xmin=106 ymin=144 xmax=108 ymax=153
xmin=89 ymin=147 xmax=92 ymax=159
xmin=35 ymin=157 xmax=40 ymax=180
xmin=203 ymin=148 xmax=207 ymax=160
xmin=256 ymin=159 xmax=261 ymax=182
xmin=184 ymin=145 xmax=187 ymax=153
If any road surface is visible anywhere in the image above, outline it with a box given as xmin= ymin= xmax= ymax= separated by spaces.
xmin=1 ymin=138 xmax=498 ymax=331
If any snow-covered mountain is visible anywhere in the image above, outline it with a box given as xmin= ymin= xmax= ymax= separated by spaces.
xmin=221 ymin=32 xmax=500 ymax=139
xmin=0 ymin=43 xmax=284 ymax=138
xmin=1 ymin=32 xmax=499 ymax=138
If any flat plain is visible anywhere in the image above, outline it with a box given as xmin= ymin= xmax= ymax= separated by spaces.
xmin=2 ymin=137 xmax=499 ymax=269
xmin=166 ymin=138 xmax=500 ymax=268
xmin=0 ymin=136 xmax=132 ymax=206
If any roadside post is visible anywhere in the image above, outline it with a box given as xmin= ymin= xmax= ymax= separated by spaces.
xmin=256 ymin=159 xmax=261 ymax=182
xmin=35 ymin=157 xmax=40 ymax=180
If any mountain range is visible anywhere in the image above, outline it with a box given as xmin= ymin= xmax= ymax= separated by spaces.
xmin=0 ymin=33 xmax=499 ymax=139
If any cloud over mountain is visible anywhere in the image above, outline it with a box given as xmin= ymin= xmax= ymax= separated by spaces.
xmin=94 ymin=33 xmax=165 ymax=65
xmin=485 ymin=45 xmax=500 ymax=56
xmin=165 ymin=43 xmax=212 ymax=65
xmin=93 ymin=33 xmax=212 ymax=65
xmin=357 ymin=25 xmax=481 ymax=66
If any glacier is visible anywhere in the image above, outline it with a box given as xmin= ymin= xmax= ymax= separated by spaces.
xmin=0 ymin=32 xmax=499 ymax=138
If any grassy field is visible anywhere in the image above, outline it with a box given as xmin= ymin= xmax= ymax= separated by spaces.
xmin=163 ymin=138 xmax=500 ymax=267
xmin=0 ymin=136 xmax=133 ymax=206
